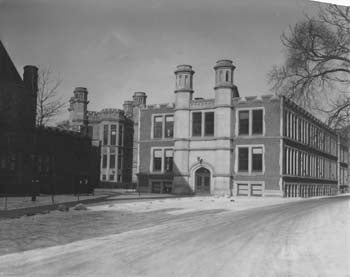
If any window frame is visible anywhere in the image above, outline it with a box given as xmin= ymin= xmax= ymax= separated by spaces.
xmin=234 ymin=181 xmax=265 ymax=197
xmin=190 ymin=110 xmax=215 ymax=137
xmin=235 ymin=144 xmax=265 ymax=174
xmin=150 ymin=147 xmax=174 ymax=173
xmin=236 ymin=107 xmax=265 ymax=137
xmin=151 ymin=113 xmax=174 ymax=139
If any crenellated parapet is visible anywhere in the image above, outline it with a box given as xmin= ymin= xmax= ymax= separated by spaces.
xmin=232 ymin=94 xmax=279 ymax=105
xmin=142 ymin=102 xmax=175 ymax=110
xmin=190 ymin=98 xmax=215 ymax=109
xmin=99 ymin=108 xmax=125 ymax=121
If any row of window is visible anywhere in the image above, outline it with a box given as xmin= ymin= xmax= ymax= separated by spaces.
xmin=101 ymin=174 xmax=122 ymax=182
xmin=236 ymin=182 xmax=263 ymax=196
xmin=237 ymin=145 xmax=264 ymax=173
xmin=283 ymin=146 xmax=337 ymax=180
xmin=284 ymin=109 xmax=337 ymax=155
xmin=151 ymin=108 xmax=264 ymax=140
xmin=103 ymin=124 xmax=124 ymax=146
xmin=102 ymin=148 xmax=123 ymax=170
xmin=0 ymin=153 xmax=52 ymax=174
xmin=150 ymin=181 xmax=172 ymax=193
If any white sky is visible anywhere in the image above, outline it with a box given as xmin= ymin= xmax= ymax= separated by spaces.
xmin=0 ymin=0 xmax=343 ymax=122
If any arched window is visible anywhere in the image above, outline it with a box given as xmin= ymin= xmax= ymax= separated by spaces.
xmin=226 ymin=71 xmax=229 ymax=82
xmin=219 ymin=70 xmax=223 ymax=82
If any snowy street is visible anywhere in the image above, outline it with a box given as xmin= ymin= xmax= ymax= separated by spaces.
xmin=0 ymin=196 xmax=349 ymax=277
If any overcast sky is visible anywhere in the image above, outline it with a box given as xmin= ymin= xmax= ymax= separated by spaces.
xmin=0 ymin=0 xmax=331 ymax=121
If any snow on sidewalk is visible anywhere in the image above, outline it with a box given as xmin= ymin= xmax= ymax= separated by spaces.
xmin=0 ymin=193 xmax=108 ymax=211
xmin=89 ymin=195 xmax=304 ymax=215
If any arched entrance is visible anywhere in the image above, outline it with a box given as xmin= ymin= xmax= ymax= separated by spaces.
xmin=195 ymin=167 xmax=210 ymax=194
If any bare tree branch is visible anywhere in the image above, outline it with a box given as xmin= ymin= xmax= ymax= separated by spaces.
xmin=36 ymin=67 xmax=66 ymax=126
xmin=269 ymin=4 xmax=350 ymax=132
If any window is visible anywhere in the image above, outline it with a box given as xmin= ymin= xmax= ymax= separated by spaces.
xmin=102 ymin=174 xmax=106 ymax=180
xmin=152 ymin=114 xmax=174 ymax=139
xmin=102 ymin=154 xmax=107 ymax=168
xmin=164 ymin=149 xmax=173 ymax=172
xmin=109 ymin=154 xmax=115 ymax=168
xmin=117 ymin=148 xmax=123 ymax=170
xmin=251 ymin=147 xmax=263 ymax=172
xmin=191 ymin=111 xmax=214 ymax=137
xmin=238 ymin=148 xmax=249 ymax=172
xmin=103 ymin=125 xmax=108 ymax=145
xmin=204 ymin=112 xmax=214 ymax=136
xmin=118 ymin=125 xmax=123 ymax=146
xmin=236 ymin=145 xmax=264 ymax=174
xmin=163 ymin=182 xmax=172 ymax=193
xmin=151 ymin=181 xmax=162 ymax=193
xmin=109 ymin=174 xmax=115 ymax=181
xmin=165 ymin=115 xmax=174 ymax=138
xmin=110 ymin=125 xmax=116 ymax=145
xmin=153 ymin=116 xmax=163 ymax=138
xmin=153 ymin=149 xmax=162 ymax=172
xmin=192 ymin=112 xmax=202 ymax=136
xmin=238 ymin=111 xmax=249 ymax=135
xmin=151 ymin=148 xmax=174 ymax=173
xmin=252 ymin=110 xmax=263 ymax=134
xmin=87 ymin=126 xmax=93 ymax=138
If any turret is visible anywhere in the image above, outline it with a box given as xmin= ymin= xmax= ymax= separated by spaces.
xmin=23 ymin=65 xmax=38 ymax=128
xmin=132 ymin=92 xmax=147 ymax=107
xmin=68 ymin=87 xmax=89 ymax=134
xmin=174 ymin=64 xmax=194 ymax=109
xmin=214 ymin=59 xmax=239 ymax=98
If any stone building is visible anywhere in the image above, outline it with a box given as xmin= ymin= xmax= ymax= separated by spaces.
xmin=132 ymin=59 xmax=349 ymax=197
xmin=0 ymin=40 xmax=100 ymax=195
xmin=68 ymin=89 xmax=138 ymax=186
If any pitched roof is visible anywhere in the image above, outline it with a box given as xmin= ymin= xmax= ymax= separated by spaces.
xmin=0 ymin=40 xmax=23 ymax=83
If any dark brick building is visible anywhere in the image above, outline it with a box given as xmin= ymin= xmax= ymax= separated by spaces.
xmin=0 ymin=41 xmax=100 ymax=195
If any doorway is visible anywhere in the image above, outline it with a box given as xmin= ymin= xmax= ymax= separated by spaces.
xmin=195 ymin=167 xmax=210 ymax=194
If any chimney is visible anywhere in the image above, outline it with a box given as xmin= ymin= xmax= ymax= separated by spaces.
xmin=123 ymin=100 xmax=134 ymax=117
xmin=23 ymin=65 xmax=38 ymax=94
xmin=23 ymin=65 xmax=38 ymax=128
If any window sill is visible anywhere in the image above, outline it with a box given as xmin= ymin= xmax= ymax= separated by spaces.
xmin=151 ymin=137 xmax=174 ymax=140
xmin=236 ymin=172 xmax=264 ymax=175
xmin=237 ymin=134 xmax=264 ymax=137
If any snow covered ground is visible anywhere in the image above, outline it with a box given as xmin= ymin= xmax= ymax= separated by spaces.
xmin=89 ymin=195 xmax=304 ymax=215
xmin=0 ymin=194 xmax=110 ymax=211
xmin=0 ymin=195 xmax=348 ymax=276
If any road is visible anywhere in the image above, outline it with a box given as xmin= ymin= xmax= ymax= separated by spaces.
xmin=0 ymin=196 xmax=349 ymax=277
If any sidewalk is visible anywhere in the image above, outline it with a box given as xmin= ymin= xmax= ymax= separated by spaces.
xmin=0 ymin=191 xmax=181 ymax=220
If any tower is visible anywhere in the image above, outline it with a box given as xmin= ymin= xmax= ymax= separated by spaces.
xmin=68 ymin=87 xmax=89 ymax=133
xmin=173 ymin=64 xmax=195 ymax=194
xmin=213 ymin=59 xmax=236 ymax=194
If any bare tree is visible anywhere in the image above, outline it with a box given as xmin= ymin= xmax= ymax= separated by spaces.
xmin=269 ymin=4 xmax=350 ymax=129
xmin=36 ymin=67 xmax=65 ymax=126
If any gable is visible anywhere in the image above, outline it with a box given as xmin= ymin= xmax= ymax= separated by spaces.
xmin=0 ymin=40 xmax=23 ymax=83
